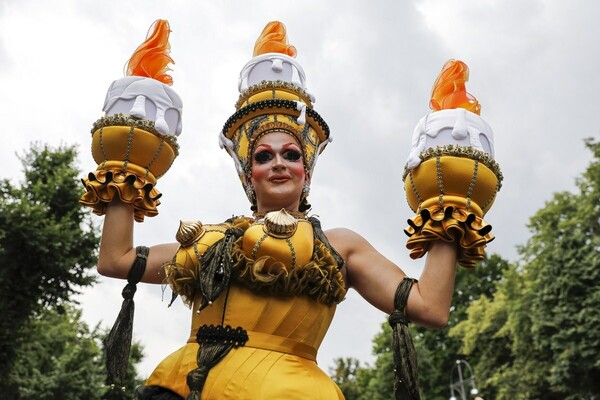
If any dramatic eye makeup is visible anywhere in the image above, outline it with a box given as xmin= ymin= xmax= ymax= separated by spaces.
xmin=253 ymin=145 xmax=302 ymax=164
xmin=254 ymin=150 xmax=273 ymax=164
xmin=283 ymin=149 xmax=302 ymax=161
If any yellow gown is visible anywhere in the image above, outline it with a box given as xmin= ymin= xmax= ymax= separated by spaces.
xmin=145 ymin=216 xmax=346 ymax=399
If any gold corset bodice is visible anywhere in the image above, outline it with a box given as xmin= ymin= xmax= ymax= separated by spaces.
xmin=146 ymin=215 xmax=346 ymax=399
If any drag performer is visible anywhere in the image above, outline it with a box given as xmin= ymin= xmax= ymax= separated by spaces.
xmin=81 ymin=20 xmax=501 ymax=400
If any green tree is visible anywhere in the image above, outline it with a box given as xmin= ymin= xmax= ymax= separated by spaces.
xmin=330 ymin=357 xmax=364 ymax=400
xmin=413 ymin=254 xmax=509 ymax=399
xmin=328 ymin=325 xmax=395 ymax=400
xmin=0 ymin=143 xmax=100 ymax=396
xmin=359 ymin=322 xmax=395 ymax=400
xmin=452 ymin=138 xmax=600 ymax=399
xmin=330 ymin=322 xmax=394 ymax=400
xmin=449 ymin=266 xmax=520 ymax=399
xmin=519 ymin=139 xmax=600 ymax=398
xmin=11 ymin=305 xmax=105 ymax=400
xmin=10 ymin=304 xmax=144 ymax=400
xmin=328 ymin=255 xmax=510 ymax=400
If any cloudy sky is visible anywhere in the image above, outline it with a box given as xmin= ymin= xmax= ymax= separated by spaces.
xmin=1 ymin=0 xmax=598 ymax=378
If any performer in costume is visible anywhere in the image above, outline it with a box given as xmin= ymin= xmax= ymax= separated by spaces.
xmin=82 ymin=20 xmax=501 ymax=400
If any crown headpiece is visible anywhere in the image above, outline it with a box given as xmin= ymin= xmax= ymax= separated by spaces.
xmin=219 ymin=21 xmax=331 ymax=208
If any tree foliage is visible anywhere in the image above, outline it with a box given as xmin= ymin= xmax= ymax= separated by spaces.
xmin=518 ymin=139 xmax=600 ymax=397
xmin=330 ymin=139 xmax=599 ymax=399
xmin=451 ymin=138 xmax=600 ymax=399
xmin=412 ymin=254 xmax=509 ymax=399
xmin=330 ymin=324 xmax=395 ymax=400
xmin=330 ymin=255 xmax=509 ymax=399
xmin=0 ymin=144 xmax=98 ymax=304
xmin=449 ymin=267 xmax=521 ymax=399
xmin=10 ymin=305 xmax=144 ymax=400
xmin=0 ymin=144 xmax=99 ymax=394
xmin=330 ymin=357 xmax=365 ymax=400
xmin=359 ymin=322 xmax=396 ymax=400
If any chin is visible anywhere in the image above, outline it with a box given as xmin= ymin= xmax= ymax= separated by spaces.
xmin=259 ymin=195 xmax=301 ymax=211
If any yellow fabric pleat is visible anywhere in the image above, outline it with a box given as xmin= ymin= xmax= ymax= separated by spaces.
xmin=146 ymin=284 xmax=343 ymax=399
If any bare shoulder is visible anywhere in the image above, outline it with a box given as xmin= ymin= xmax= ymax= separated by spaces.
xmin=324 ymin=227 xmax=405 ymax=311
xmin=325 ymin=227 xmax=364 ymax=241
xmin=324 ymin=227 xmax=373 ymax=260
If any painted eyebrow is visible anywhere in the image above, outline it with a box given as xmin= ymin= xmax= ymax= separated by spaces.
xmin=254 ymin=143 xmax=301 ymax=151
xmin=254 ymin=144 xmax=273 ymax=151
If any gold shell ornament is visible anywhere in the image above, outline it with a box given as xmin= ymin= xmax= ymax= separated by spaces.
xmin=263 ymin=209 xmax=298 ymax=239
xmin=176 ymin=220 xmax=206 ymax=247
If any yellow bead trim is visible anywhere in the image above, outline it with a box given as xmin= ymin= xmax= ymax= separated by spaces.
xmin=403 ymin=145 xmax=502 ymax=188
xmin=92 ymin=114 xmax=180 ymax=155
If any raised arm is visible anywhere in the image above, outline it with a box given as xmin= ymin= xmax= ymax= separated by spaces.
xmin=326 ymin=228 xmax=457 ymax=328
xmin=97 ymin=199 xmax=179 ymax=284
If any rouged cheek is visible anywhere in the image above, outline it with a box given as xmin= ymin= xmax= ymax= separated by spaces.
xmin=251 ymin=164 xmax=270 ymax=181
xmin=251 ymin=158 xmax=305 ymax=182
xmin=287 ymin=162 xmax=305 ymax=179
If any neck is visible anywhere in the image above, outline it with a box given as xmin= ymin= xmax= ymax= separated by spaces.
xmin=255 ymin=199 xmax=301 ymax=215
xmin=253 ymin=208 xmax=307 ymax=219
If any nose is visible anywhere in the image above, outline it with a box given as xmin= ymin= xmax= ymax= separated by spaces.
xmin=272 ymin=154 xmax=286 ymax=170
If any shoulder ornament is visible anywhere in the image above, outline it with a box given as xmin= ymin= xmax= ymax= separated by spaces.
xmin=176 ymin=220 xmax=206 ymax=247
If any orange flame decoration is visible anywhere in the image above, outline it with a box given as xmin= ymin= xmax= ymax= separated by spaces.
xmin=253 ymin=21 xmax=297 ymax=58
xmin=429 ymin=60 xmax=480 ymax=115
xmin=125 ymin=20 xmax=174 ymax=85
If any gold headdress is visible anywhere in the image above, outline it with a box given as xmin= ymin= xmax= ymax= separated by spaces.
xmin=219 ymin=21 xmax=331 ymax=209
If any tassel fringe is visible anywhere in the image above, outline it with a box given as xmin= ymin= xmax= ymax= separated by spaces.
xmin=196 ymin=227 xmax=244 ymax=311
xmin=105 ymin=246 xmax=149 ymax=388
xmin=388 ymin=277 xmax=420 ymax=400
xmin=185 ymin=325 xmax=248 ymax=400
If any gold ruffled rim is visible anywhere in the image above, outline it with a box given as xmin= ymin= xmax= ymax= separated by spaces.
xmin=236 ymin=80 xmax=313 ymax=109
xmin=404 ymin=205 xmax=494 ymax=268
xmin=79 ymin=168 xmax=161 ymax=222
xmin=164 ymin=234 xmax=346 ymax=307
xmin=91 ymin=114 xmax=180 ymax=156
xmin=403 ymin=145 xmax=503 ymax=189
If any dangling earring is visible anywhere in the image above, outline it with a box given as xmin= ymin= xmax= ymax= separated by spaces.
xmin=299 ymin=183 xmax=311 ymax=213
xmin=302 ymin=183 xmax=310 ymax=199
xmin=244 ymin=172 xmax=257 ymax=210
xmin=245 ymin=184 xmax=256 ymax=205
